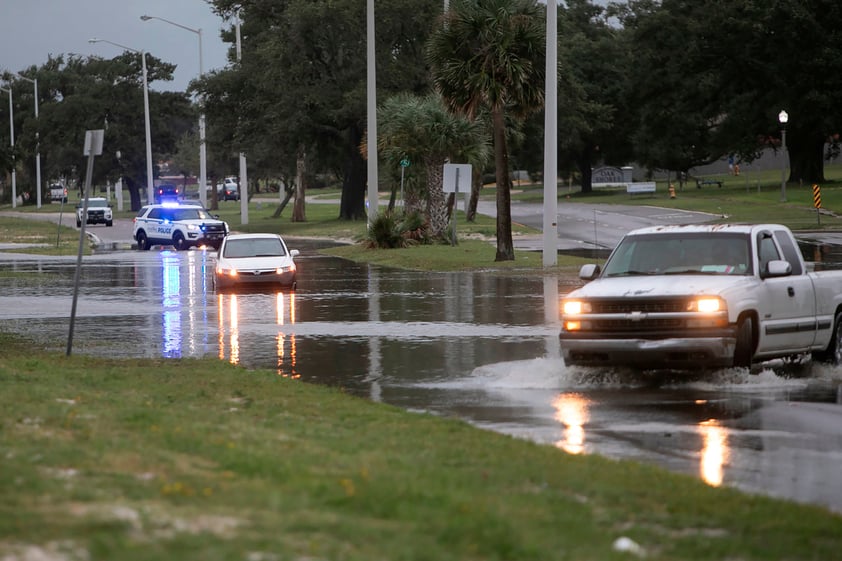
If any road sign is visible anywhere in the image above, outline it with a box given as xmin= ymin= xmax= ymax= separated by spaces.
xmin=442 ymin=163 xmax=472 ymax=193
xmin=812 ymin=184 xmax=822 ymax=209
xmin=400 ymin=157 xmax=410 ymax=168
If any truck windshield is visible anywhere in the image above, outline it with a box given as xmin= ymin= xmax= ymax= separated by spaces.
xmin=602 ymin=233 xmax=753 ymax=277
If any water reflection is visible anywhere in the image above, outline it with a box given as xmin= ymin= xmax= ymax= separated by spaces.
xmin=698 ymin=419 xmax=729 ymax=487
xmin=553 ymin=393 xmax=590 ymax=455
xmin=216 ymin=290 xmax=299 ymax=377
xmin=161 ymin=251 xmax=182 ymax=358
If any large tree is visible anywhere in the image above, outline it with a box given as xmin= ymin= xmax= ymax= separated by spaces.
xmin=427 ymin=0 xmax=546 ymax=261
xmin=619 ymin=0 xmax=842 ymax=184
xmin=3 ymin=55 xmax=193 ymax=210
xmin=204 ymin=0 xmax=440 ymax=223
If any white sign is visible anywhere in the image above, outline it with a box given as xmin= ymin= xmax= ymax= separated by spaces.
xmin=442 ymin=163 xmax=472 ymax=193
xmin=83 ymin=129 xmax=104 ymax=156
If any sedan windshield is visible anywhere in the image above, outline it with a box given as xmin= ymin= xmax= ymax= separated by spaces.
xmin=223 ymin=238 xmax=286 ymax=258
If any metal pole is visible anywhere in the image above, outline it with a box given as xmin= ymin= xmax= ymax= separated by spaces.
xmin=67 ymin=151 xmax=96 ymax=356
xmin=141 ymin=52 xmax=154 ymax=205
xmin=2 ymin=87 xmax=17 ymax=208
xmin=89 ymin=39 xmax=155 ymax=206
xmin=236 ymin=11 xmax=249 ymax=225
xmin=198 ymin=28 xmax=207 ymax=209
xmin=366 ymin=0 xmax=378 ymax=224
xmin=140 ymin=15 xmax=206 ymax=207
xmin=780 ymin=127 xmax=787 ymax=202
xmin=542 ymin=0 xmax=558 ymax=267
xmin=451 ymin=168 xmax=459 ymax=246
xmin=15 ymin=75 xmax=40 ymax=208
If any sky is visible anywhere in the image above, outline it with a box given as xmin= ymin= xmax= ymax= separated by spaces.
xmin=0 ymin=0 xmax=232 ymax=92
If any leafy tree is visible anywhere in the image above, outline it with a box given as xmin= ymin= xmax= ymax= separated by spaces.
xmin=557 ymin=0 xmax=636 ymax=192
xmin=204 ymin=0 xmax=440 ymax=224
xmin=376 ymin=93 xmax=489 ymax=239
xmin=2 ymin=55 xmax=194 ymax=210
xmin=427 ymin=0 xmax=546 ymax=261
xmin=619 ymin=0 xmax=842 ymax=184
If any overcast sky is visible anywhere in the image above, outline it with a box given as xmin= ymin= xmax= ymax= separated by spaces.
xmin=0 ymin=0 xmax=231 ymax=92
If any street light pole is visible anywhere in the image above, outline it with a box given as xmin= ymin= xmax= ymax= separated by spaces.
xmin=14 ymin=74 xmax=41 ymax=208
xmin=1 ymin=86 xmax=16 ymax=208
xmin=235 ymin=10 xmax=248 ymax=225
xmin=366 ymin=0 xmax=378 ymax=225
xmin=542 ymin=0 xmax=558 ymax=267
xmin=779 ymin=109 xmax=788 ymax=203
xmin=141 ymin=15 xmax=207 ymax=208
xmin=90 ymin=38 xmax=155 ymax=206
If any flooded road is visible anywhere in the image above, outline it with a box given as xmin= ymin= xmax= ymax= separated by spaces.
xmin=1 ymin=241 xmax=841 ymax=515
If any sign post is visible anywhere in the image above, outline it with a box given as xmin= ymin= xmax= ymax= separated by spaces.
xmin=67 ymin=129 xmax=104 ymax=356
xmin=443 ymin=163 xmax=472 ymax=246
xmin=399 ymin=157 xmax=410 ymax=207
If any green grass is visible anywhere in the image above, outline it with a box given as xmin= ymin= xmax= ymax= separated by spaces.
xmin=0 ymin=216 xmax=91 ymax=255
xmin=0 ymin=333 xmax=839 ymax=560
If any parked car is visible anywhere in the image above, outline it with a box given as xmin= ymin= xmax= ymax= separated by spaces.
xmin=154 ymin=184 xmax=181 ymax=203
xmin=133 ymin=203 xmax=229 ymax=251
xmin=49 ymin=183 xmax=68 ymax=203
xmin=218 ymin=177 xmax=239 ymax=201
xmin=214 ymin=233 xmax=299 ymax=290
xmin=76 ymin=197 xmax=113 ymax=227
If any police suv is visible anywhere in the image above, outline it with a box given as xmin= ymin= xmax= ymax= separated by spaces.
xmin=133 ymin=203 xmax=229 ymax=251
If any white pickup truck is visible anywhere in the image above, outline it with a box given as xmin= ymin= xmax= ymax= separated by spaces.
xmin=559 ymin=224 xmax=842 ymax=370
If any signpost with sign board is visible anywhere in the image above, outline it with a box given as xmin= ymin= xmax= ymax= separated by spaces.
xmin=68 ymin=129 xmax=105 ymax=356
xmin=443 ymin=163 xmax=472 ymax=246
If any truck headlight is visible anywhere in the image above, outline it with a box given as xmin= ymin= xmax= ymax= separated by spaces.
xmin=562 ymin=300 xmax=591 ymax=315
xmin=688 ymin=297 xmax=726 ymax=314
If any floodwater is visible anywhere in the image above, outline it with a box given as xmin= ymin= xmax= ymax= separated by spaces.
xmin=1 ymin=240 xmax=841 ymax=515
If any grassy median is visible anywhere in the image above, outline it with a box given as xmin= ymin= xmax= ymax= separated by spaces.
xmin=1 ymin=334 xmax=840 ymax=560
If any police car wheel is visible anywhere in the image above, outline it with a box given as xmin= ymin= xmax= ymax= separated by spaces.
xmin=173 ymin=232 xmax=188 ymax=251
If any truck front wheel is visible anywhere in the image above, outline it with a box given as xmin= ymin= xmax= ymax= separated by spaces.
xmin=812 ymin=311 xmax=842 ymax=366
xmin=733 ymin=317 xmax=754 ymax=369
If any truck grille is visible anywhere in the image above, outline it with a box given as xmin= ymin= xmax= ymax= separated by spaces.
xmin=579 ymin=297 xmax=700 ymax=334
xmin=589 ymin=298 xmax=688 ymax=314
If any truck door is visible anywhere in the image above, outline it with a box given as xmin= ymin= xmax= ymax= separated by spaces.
xmin=754 ymin=230 xmax=817 ymax=352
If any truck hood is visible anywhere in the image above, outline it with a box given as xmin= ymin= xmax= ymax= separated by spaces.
xmin=566 ymin=274 xmax=753 ymax=299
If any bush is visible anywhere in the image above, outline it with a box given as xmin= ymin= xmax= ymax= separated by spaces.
xmin=364 ymin=211 xmax=428 ymax=249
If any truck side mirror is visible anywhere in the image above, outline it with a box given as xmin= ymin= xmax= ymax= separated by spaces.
xmin=761 ymin=259 xmax=792 ymax=279
xmin=579 ymin=264 xmax=601 ymax=280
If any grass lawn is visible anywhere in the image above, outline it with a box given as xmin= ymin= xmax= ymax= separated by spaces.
xmin=1 ymin=333 xmax=840 ymax=560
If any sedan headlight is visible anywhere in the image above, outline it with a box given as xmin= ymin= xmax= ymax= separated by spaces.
xmin=216 ymin=267 xmax=238 ymax=277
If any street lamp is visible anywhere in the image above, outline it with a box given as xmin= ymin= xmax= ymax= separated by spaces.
xmin=89 ymin=38 xmax=155 ymax=205
xmin=1 ymin=86 xmax=16 ymax=208
xmin=140 ymin=14 xmax=207 ymax=208
xmin=13 ymin=74 xmax=41 ymax=208
xmin=779 ymin=109 xmax=788 ymax=203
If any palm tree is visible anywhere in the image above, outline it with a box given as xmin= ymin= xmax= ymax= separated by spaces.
xmin=427 ymin=0 xmax=545 ymax=261
xmin=377 ymin=93 xmax=489 ymax=239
